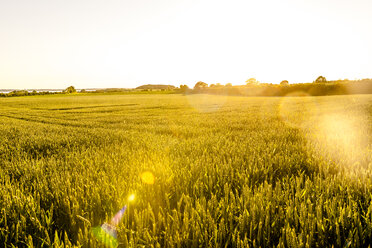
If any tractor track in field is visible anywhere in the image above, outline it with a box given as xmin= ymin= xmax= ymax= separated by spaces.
xmin=32 ymin=103 xmax=138 ymax=111
xmin=0 ymin=114 xmax=90 ymax=128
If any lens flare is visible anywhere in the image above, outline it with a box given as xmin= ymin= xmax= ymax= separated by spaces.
xmin=110 ymin=206 xmax=127 ymax=226
xmin=140 ymin=171 xmax=155 ymax=184
xmin=308 ymin=113 xmax=368 ymax=163
xmin=278 ymin=91 xmax=319 ymax=129
xmin=128 ymin=194 xmax=135 ymax=202
xmin=92 ymin=225 xmax=118 ymax=248
xmin=303 ymin=98 xmax=372 ymax=179
xmin=92 ymin=206 xmax=127 ymax=248
xmin=186 ymin=94 xmax=227 ymax=113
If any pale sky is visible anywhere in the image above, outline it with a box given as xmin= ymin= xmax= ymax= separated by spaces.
xmin=1 ymin=0 xmax=371 ymax=89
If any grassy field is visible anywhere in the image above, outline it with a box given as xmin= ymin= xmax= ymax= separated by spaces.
xmin=0 ymin=93 xmax=371 ymax=247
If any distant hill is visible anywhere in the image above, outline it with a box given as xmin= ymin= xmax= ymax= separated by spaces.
xmin=136 ymin=84 xmax=176 ymax=90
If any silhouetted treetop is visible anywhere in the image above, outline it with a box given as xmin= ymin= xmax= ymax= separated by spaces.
xmin=315 ymin=76 xmax=327 ymax=83
xmin=246 ymin=78 xmax=259 ymax=85
xmin=194 ymin=81 xmax=208 ymax=89
xmin=65 ymin=86 xmax=76 ymax=93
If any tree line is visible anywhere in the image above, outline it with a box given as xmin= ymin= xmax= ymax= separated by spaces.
xmin=2 ymin=77 xmax=372 ymax=98
xmin=0 ymin=86 xmax=77 ymax=98
xmin=177 ymin=77 xmax=372 ymax=96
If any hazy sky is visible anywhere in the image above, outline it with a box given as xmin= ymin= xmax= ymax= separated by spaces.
xmin=1 ymin=0 xmax=371 ymax=89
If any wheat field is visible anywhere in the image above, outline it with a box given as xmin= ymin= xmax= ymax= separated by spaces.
xmin=0 ymin=94 xmax=371 ymax=247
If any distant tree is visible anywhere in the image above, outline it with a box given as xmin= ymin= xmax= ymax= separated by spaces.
xmin=280 ymin=80 xmax=289 ymax=86
xmin=225 ymin=83 xmax=232 ymax=87
xmin=210 ymin=84 xmax=216 ymax=88
xmin=65 ymin=86 xmax=76 ymax=93
xmin=80 ymin=89 xmax=86 ymax=93
xmin=315 ymin=76 xmax=327 ymax=83
xmin=246 ymin=78 xmax=259 ymax=85
xmin=194 ymin=81 xmax=208 ymax=90
xmin=179 ymin=85 xmax=189 ymax=93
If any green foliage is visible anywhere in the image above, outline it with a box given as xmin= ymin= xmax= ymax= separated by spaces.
xmin=64 ymin=86 xmax=76 ymax=94
xmin=246 ymin=78 xmax=259 ymax=85
xmin=178 ymin=85 xmax=190 ymax=93
xmin=194 ymin=81 xmax=208 ymax=90
xmin=0 ymin=90 xmax=64 ymax=98
xmin=0 ymin=94 xmax=371 ymax=247
xmin=195 ymin=79 xmax=372 ymax=96
xmin=315 ymin=76 xmax=327 ymax=83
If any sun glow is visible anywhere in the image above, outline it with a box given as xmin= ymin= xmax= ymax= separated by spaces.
xmin=1 ymin=0 xmax=371 ymax=89
xmin=307 ymin=110 xmax=370 ymax=174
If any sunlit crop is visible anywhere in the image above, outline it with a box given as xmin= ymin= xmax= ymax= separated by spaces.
xmin=0 ymin=94 xmax=371 ymax=247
